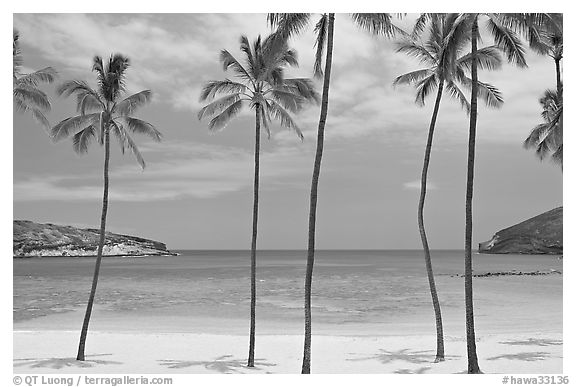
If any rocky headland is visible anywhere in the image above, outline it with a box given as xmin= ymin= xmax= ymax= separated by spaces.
xmin=478 ymin=207 xmax=562 ymax=255
xmin=13 ymin=220 xmax=177 ymax=258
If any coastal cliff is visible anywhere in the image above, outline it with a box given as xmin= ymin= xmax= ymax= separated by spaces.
xmin=13 ymin=220 xmax=177 ymax=257
xmin=478 ymin=207 xmax=562 ymax=254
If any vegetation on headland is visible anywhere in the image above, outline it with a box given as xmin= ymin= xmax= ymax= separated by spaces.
xmin=13 ymin=220 xmax=176 ymax=258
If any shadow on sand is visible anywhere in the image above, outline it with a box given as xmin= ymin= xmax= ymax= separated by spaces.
xmin=158 ymin=355 xmax=277 ymax=374
xmin=394 ymin=366 xmax=432 ymax=374
xmin=346 ymin=348 xmax=460 ymax=365
xmin=499 ymin=338 xmax=563 ymax=347
xmin=14 ymin=354 xmax=122 ymax=369
xmin=487 ymin=352 xmax=551 ymax=362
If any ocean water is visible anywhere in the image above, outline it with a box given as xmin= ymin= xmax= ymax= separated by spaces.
xmin=13 ymin=250 xmax=563 ymax=335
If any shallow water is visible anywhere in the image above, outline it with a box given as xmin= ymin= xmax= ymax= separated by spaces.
xmin=13 ymin=250 xmax=563 ymax=335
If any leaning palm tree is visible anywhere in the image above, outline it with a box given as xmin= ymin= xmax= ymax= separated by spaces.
xmin=524 ymin=89 xmax=562 ymax=167
xmin=268 ymin=13 xmax=404 ymax=374
xmin=394 ymin=13 xmax=503 ymax=363
xmin=198 ymin=34 xmax=319 ymax=368
xmin=51 ymin=54 xmax=162 ymax=361
xmin=445 ymin=13 xmax=527 ymax=373
xmin=13 ymin=29 xmax=57 ymax=130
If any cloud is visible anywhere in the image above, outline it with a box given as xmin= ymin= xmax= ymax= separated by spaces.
xmin=13 ymin=140 xmax=315 ymax=202
xmin=403 ymin=180 xmax=438 ymax=191
xmin=13 ymin=13 xmax=555 ymax=151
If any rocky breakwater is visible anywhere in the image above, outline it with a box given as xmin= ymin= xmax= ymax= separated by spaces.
xmin=478 ymin=207 xmax=562 ymax=254
xmin=14 ymin=220 xmax=178 ymax=257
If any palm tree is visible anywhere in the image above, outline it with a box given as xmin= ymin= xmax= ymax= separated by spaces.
xmin=394 ymin=13 xmax=503 ymax=363
xmin=198 ymin=34 xmax=319 ymax=368
xmin=13 ymin=29 xmax=57 ymax=130
xmin=509 ymin=14 xmax=562 ymax=96
xmin=510 ymin=14 xmax=563 ymax=166
xmin=524 ymin=89 xmax=562 ymax=167
xmin=268 ymin=13 xmax=404 ymax=374
xmin=446 ymin=13 xmax=527 ymax=373
xmin=51 ymin=54 xmax=162 ymax=361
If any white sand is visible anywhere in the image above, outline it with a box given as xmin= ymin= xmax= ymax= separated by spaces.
xmin=14 ymin=330 xmax=562 ymax=374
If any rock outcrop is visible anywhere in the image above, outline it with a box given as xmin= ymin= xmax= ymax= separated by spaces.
xmin=13 ymin=220 xmax=177 ymax=257
xmin=478 ymin=207 xmax=562 ymax=254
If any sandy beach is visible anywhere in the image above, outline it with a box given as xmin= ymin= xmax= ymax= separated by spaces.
xmin=14 ymin=330 xmax=562 ymax=374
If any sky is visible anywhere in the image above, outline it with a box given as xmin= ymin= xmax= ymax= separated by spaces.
xmin=12 ymin=13 xmax=563 ymax=250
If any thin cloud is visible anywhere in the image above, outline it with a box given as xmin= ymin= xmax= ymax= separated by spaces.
xmin=403 ymin=180 xmax=438 ymax=191
xmin=13 ymin=141 xmax=315 ymax=202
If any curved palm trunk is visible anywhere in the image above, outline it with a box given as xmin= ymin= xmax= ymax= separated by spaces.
xmin=418 ymin=81 xmax=445 ymax=363
xmin=464 ymin=17 xmax=481 ymax=374
xmin=302 ymin=13 xmax=335 ymax=375
xmin=76 ymin=127 xmax=110 ymax=361
xmin=247 ymin=108 xmax=261 ymax=368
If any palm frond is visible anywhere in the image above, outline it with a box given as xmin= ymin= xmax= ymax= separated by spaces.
xmin=198 ymin=93 xmax=242 ymax=120
xmin=72 ymin=125 xmax=97 ymax=154
xmin=265 ymin=99 xmax=303 ymax=139
xmin=393 ymin=68 xmax=433 ymax=87
xmin=456 ymin=69 xmax=504 ymax=108
xmin=30 ymin=108 xmax=51 ymax=132
xmin=486 ymin=17 xmax=527 ymax=68
xmin=396 ymin=41 xmax=437 ymax=65
xmin=57 ymin=80 xmax=105 ymax=109
xmin=258 ymin=104 xmax=271 ymax=139
xmin=268 ymin=13 xmax=311 ymax=40
xmin=199 ymin=79 xmax=248 ymax=102
xmin=267 ymin=89 xmax=304 ymax=113
xmin=411 ymin=13 xmax=432 ymax=39
xmin=352 ymin=13 xmax=406 ymax=38
xmin=313 ymin=14 xmax=329 ymax=78
xmin=94 ymin=54 xmax=130 ymax=102
xmin=551 ymin=144 xmax=562 ymax=166
xmin=445 ymin=81 xmax=471 ymax=114
xmin=123 ymin=117 xmax=162 ymax=141
xmin=51 ymin=113 xmax=100 ymax=141
xmin=13 ymin=84 xmax=51 ymax=112
xmin=76 ymin=92 xmax=104 ymax=115
xmin=220 ymin=50 xmax=254 ymax=84
xmin=414 ymin=74 xmax=438 ymax=106
xmin=283 ymin=78 xmax=320 ymax=104
xmin=457 ymin=45 xmax=503 ymax=71
xmin=17 ymin=67 xmax=57 ymax=86
xmin=111 ymin=121 xmax=146 ymax=169
xmin=207 ymin=99 xmax=244 ymax=131
xmin=114 ymin=90 xmax=152 ymax=116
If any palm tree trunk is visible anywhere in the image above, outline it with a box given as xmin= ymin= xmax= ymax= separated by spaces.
xmin=247 ymin=107 xmax=261 ymax=368
xmin=555 ymin=57 xmax=563 ymax=171
xmin=554 ymin=57 xmax=562 ymax=99
xmin=76 ymin=127 xmax=110 ymax=361
xmin=464 ymin=17 xmax=481 ymax=374
xmin=418 ymin=80 xmax=445 ymax=363
xmin=302 ymin=13 xmax=335 ymax=375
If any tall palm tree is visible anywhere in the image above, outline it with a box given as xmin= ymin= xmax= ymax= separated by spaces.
xmin=51 ymin=54 xmax=162 ymax=361
xmin=13 ymin=29 xmax=57 ymax=130
xmin=198 ymin=34 xmax=319 ymax=368
xmin=268 ymin=13 xmax=404 ymax=374
xmin=524 ymin=89 xmax=562 ymax=167
xmin=446 ymin=13 xmax=527 ymax=373
xmin=394 ymin=13 xmax=503 ymax=363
